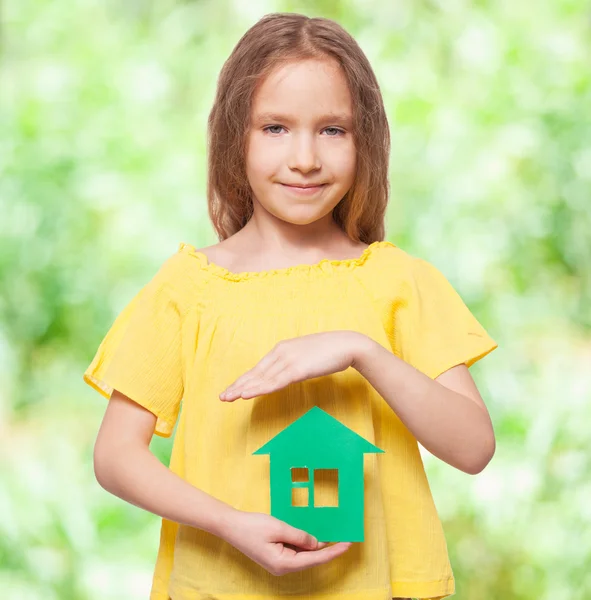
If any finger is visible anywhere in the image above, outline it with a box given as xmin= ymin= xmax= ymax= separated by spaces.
xmin=284 ymin=541 xmax=329 ymax=551
xmin=222 ymin=375 xmax=278 ymax=401
xmin=239 ymin=362 xmax=294 ymax=398
xmin=240 ymin=374 xmax=289 ymax=399
xmin=275 ymin=526 xmax=318 ymax=550
xmin=283 ymin=542 xmax=353 ymax=573
xmin=223 ymin=358 xmax=299 ymax=400
xmin=239 ymin=359 xmax=285 ymax=391
xmin=222 ymin=353 xmax=281 ymax=398
xmin=235 ymin=351 xmax=280 ymax=387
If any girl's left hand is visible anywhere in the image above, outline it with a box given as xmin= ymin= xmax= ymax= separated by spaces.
xmin=219 ymin=331 xmax=369 ymax=401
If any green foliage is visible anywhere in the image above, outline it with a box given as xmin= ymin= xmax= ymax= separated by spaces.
xmin=1 ymin=0 xmax=590 ymax=598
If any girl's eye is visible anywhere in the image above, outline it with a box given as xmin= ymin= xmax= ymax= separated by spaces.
xmin=265 ymin=125 xmax=285 ymax=135
xmin=263 ymin=125 xmax=345 ymax=136
xmin=324 ymin=127 xmax=344 ymax=136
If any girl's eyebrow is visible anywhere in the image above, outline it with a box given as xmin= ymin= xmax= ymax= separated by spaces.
xmin=253 ymin=112 xmax=353 ymax=126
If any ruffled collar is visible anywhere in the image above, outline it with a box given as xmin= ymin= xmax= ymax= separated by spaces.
xmin=178 ymin=240 xmax=396 ymax=282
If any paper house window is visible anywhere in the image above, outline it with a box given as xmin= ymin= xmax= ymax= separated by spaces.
xmin=290 ymin=468 xmax=339 ymax=508
xmin=314 ymin=469 xmax=339 ymax=507
xmin=291 ymin=468 xmax=309 ymax=507
xmin=291 ymin=468 xmax=308 ymax=482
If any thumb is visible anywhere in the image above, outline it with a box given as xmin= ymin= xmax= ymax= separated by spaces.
xmin=280 ymin=525 xmax=318 ymax=549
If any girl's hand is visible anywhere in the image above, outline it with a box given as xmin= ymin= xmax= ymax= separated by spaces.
xmin=220 ymin=331 xmax=368 ymax=401
xmin=221 ymin=510 xmax=353 ymax=576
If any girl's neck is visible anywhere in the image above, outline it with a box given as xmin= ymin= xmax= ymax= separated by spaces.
xmin=203 ymin=233 xmax=369 ymax=275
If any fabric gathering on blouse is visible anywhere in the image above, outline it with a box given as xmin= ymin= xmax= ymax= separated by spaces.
xmin=83 ymin=239 xmax=498 ymax=600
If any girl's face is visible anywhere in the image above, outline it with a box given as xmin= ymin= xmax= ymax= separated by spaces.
xmin=246 ymin=58 xmax=356 ymax=229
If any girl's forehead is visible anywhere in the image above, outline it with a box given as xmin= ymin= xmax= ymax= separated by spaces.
xmin=259 ymin=58 xmax=344 ymax=90
xmin=251 ymin=59 xmax=352 ymax=119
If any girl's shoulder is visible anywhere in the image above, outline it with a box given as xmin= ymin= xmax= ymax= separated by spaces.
xmin=367 ymin=241 xmax=449 ymax=278
xmin=178 ymin=241 xmax=234 ymax=270
xmin=144 ymin=243 xmax=212 ymax=300
xmin=176 ymin=240 xmax=246 ymax=281
xmin=356 ymin=242 xmax=466 ymax=304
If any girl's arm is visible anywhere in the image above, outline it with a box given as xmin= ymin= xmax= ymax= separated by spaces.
xmin=352 ymin=338 xmax=496 ymax=475
xmin=93 ymin=390 xmax=237 ymax=536
xmin=93 ymin=390 xmax=352 ymax=575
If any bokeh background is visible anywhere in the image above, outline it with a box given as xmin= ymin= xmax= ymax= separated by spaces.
xmin=2 ymin=0 xmax=590 ymax=598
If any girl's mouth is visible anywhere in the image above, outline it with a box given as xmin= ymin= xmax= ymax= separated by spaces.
xmin=280 ymin=184 xmax=327 ymax=195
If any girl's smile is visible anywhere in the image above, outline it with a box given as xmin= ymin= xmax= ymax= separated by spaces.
xmin=280 ymin=183 xmax=327 ymax=195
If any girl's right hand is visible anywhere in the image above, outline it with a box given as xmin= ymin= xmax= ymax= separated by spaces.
xmin=221 ymin=510 xmax=353 ymax=576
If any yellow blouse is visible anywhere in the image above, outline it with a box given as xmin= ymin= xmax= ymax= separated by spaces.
xmin=83 ymin=239 xmax=498 ymax=600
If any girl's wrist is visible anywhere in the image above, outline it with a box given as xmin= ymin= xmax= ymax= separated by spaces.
xmin=208 ymin=503 xmax=242 ymax=541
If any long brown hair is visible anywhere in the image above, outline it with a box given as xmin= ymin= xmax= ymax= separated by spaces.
xmin=206 ymin=13 xmax=390 ymax=244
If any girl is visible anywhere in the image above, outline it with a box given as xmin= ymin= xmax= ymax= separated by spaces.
xmin=84 ymin=12 xmax=498 ymax=600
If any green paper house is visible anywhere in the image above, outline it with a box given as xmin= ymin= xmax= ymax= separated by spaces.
xmin=253 ymin=406 xmax=384 ymax=542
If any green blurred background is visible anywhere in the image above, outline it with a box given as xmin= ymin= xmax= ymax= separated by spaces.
xmin=1 ymin=0 xmax=590 ymax=598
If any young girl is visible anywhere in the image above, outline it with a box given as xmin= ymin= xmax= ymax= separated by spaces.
xmin=84 ymin=12 xmax=498 ymax=600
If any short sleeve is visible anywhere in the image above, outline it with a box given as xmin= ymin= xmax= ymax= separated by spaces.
xmin=392 ymin=256 xmax=498 ymax=380
xmin=83 ymin=256 xmax=185 ymax=437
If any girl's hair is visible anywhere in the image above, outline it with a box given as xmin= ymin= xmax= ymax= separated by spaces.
xmin=207 ymin=12 xmax=390 ymax=244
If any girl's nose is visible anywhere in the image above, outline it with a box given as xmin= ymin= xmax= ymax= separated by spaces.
xmin=287 ymin=136 xmax=321 ymax=172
